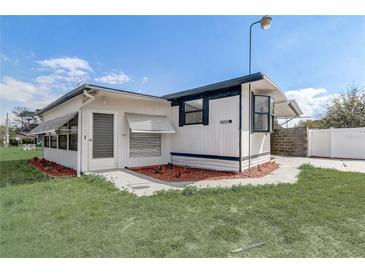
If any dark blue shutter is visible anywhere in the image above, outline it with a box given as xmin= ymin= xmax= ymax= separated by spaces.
xmin=178 ymin=102 xmax=184 ymax=127
xmin=203 ymin=97 xmax=209 ymax=126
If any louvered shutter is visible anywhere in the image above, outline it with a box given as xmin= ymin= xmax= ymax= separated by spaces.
xmin=93 ymin=113 xmax=114 ymax=158
xmin=130 ymin=133 xmax=161 ymax=157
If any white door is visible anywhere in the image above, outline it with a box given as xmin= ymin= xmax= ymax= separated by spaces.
xmin=88 ymin=112 xmax=117 ymax=171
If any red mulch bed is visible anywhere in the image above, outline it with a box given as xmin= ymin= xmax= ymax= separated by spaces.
xmin=29 ymin=157 xmax=77 ymax=177
xmin=128 ymin=161 xmax=279 ymax=182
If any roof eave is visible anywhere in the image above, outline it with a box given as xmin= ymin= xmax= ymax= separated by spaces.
xmin=162 ymin=72 xmax=264 ymax=100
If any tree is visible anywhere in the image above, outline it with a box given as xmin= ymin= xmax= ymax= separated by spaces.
xmin=296 ymin=119 xmax=323 ymax=129
xmin=12 ymin=107 xmax=40 ymax=132
xmin=0 ymin=125 xmax=15 ymax=146
xmin=321 ymin=85 xmax=365 ymax=128
xmin=273 ymin=118 xmax=282 ymax=130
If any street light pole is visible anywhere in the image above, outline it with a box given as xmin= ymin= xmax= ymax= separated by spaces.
xmin=247 ymin=16 xmax=272 ymax=171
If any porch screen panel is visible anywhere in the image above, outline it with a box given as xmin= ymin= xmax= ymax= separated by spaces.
xmin=130 ymin=133 xmax=161 ymax=157
xmin=93 ymin=113 xmax=114 ymax=158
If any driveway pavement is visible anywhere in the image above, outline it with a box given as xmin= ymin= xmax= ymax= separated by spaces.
xmin=92 ymin=156 xmax=365 ymax=196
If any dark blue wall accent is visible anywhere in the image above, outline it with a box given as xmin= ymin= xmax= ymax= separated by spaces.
xmin=170 ymin=86 xmax=241 ymax=106
xmin=178 ymin=102 xmax=184 ymax=127
xmin=170 ymin=151 xmax=270 ymax=162
xmin=171 ymin=152 xmax=240 ymax=161
xmin=203 ymin=97 xmax=209 ymax=126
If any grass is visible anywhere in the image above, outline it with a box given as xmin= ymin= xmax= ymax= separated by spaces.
xmin=0 ymin=147 xmax=364 ymax=257
xmin=0 ymin=147 xmax=47 ymax=187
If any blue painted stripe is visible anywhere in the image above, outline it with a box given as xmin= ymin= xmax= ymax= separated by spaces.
xmin=171 ymin=152 xmax=270 ymax=162
xmin=171 ymin=152 xmax=240 ymax=161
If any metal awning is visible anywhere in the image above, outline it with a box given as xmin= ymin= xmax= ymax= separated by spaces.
xmin=273 ymin=99 xmax=303 ymax=118
xmin=126 ymin=113 xmax=176 ymax=134
xmin=30 ymin=112 xmax=78 ymax=135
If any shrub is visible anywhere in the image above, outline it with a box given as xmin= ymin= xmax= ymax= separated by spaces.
xmin=8 ymin=138 xmax=18 ymax=146
xmin=21 ymin=137 xmax=35 ymax=144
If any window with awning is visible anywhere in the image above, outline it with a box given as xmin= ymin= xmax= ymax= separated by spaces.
xmin=126 ymin=113 xmax=175 ymax=134
xmin=30 ymin=112 xmax=78 ymax=135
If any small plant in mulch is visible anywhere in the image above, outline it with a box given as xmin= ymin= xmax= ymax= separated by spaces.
xmin=175 ymin=172 xmax=181 ymax=178
xmin=257 ymin=164 xmax=262 ymax=171
xmin=154 ymin=166 xmax=164 ymax=174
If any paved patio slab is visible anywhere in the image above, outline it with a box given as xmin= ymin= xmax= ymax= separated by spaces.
xmin=91 ymin=156 xmax=364 ymax=196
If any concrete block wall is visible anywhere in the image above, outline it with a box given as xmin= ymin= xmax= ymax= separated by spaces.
xmin=271 ymin=127 xmax=308 ymax=156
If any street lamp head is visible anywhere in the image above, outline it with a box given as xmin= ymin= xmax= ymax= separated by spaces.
xmin=260 ymin=15 xmax=272 ymax=30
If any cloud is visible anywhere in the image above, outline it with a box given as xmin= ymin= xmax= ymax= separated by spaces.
xmin=278 ymin=87 xmax=338 ymax=127
xmin=0 ymin=76 xmax=58 ymax=110
xmin=94 ymin=72 xmax=130 ymax=85
xmin=142 ymin=76 xmax=149 ymax=84
xmin=1 ymin=55 xmax=132 ymax=116
xmin=35 ymin=57 xmax=92 ymax=88
xmin=285 ymin=88 xmax=338 ymax=119
xmin=0 ymin=53 xmax=18 ymax=66
xmin=36 ymin=57 xmax=92 ymax=73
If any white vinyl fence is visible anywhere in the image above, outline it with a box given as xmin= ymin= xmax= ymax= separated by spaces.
xmin=308 ymin=127 xmax=365 ymax=159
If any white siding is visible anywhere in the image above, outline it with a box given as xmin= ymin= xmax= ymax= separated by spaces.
xmin=44 ymin=148 xmax=77 ymax=169
xmin=42 ymin=96 xmax=82 ymax=170
xmin=43 ymin=96 xmax=83 ymax=121
xmin=41 ymin=83 xmax=276 ymax=173
xmin=171 ymin=156 xmax=239 ymax=172
xmin=241 ymin=153 xmax=271 ymax=170
xmin=171 ymin=96 xmax=239 ymax=156
xmin=240 ymin=83 xmax=271 ymax=168
xmin=81 ymin=92 xmax=172 ymax=171
xmin=169 ymin=95 xmax=240 ymax=171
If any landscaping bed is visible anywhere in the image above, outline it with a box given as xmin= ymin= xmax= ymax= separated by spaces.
xmin=30 ymin=157 xmax=76 ymax=177
xmin=128 ymin=161 xmax=279 ymax=182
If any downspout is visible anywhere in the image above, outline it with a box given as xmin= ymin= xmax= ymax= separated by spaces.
xmin=77 ymin=89 xmax=96 ymax=176
xmin=248 ymin=87 xmax=252 ymax=170
xmin=239 ymin=89 xmax=242 ymax=172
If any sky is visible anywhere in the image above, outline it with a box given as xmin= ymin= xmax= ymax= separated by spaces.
xmin=1 ymin=16 xmax=364 ymax=125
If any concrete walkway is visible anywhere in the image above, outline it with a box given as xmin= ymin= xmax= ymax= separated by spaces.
xmin=92 ymin=168 xmax=180 ymax=196
xmin=274 ymin=155 xmax=365 ymax=173
xmin=92 ymin=156 xmax=365 ymax=196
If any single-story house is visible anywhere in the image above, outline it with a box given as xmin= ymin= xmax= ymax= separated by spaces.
xmin=30 ymin=72 xmax=302 ymax=176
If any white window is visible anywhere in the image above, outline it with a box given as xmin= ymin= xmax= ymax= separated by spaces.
xmin=184 ymin=99 xmax=203 ymax=125
xmin=253 ymin=95 xmax=271 ymax=132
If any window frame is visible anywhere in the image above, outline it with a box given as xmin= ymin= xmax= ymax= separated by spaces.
xmin=44 ymin=135 xmax=50 ymax=148
xmin=68 ymin=134 xmax=78 ymax=151
xmin=252 ymin=95 xmax=271 ymax=133
xmin=179 ymin=97 xmax=209 ymax=127
xmin=50 ymin=135 xmax=57 ymax=149
xmin=183 ymin=99 xmax=204 ymax=125
xmin=58 ymin=134 xmax=67 ymax=150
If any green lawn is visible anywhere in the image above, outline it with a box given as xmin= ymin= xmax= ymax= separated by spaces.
xmin=0 ymin=147 xmax=364 ymax=257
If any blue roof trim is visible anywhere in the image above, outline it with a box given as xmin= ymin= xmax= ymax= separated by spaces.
xmin=162 ymin=72 xmax=264 ymax=100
